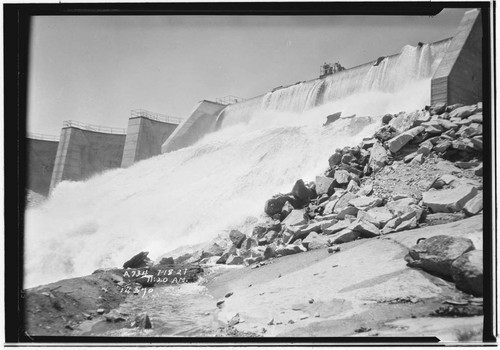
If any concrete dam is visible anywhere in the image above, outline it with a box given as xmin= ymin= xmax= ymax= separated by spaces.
xmin=27 ymin=9 xmax=482 ymax=197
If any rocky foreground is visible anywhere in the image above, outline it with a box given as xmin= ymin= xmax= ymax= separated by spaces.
xmin=24 ymin=102 xmax=485 ymax=340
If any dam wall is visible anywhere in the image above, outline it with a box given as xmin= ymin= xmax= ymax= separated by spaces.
xmin=26 ymin=135 xmax=59 ymax=195
xmin=161 ymin=100 xmax=226 ymax=153
xmin=50 ymin=122 xmax=126 ymax=191
xmin=121 ymin=110 xmax=180 ymax=168
xmin=431 ymin=9 xmax=482 ymax=105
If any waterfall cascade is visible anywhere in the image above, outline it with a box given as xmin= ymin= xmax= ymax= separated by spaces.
xmin=25 ymin=41 xmax=451 ymax=288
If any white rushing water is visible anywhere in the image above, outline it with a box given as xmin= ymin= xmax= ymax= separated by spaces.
xmin=25 ymin=42 xmax=448 ymax=288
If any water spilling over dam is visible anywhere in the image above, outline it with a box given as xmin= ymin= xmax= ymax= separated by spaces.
xmin=24 ymin=9 xmax=484 ymax=288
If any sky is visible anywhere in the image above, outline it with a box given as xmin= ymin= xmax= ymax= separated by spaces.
xmin=27 ymin=8 xmax=469 ymax=136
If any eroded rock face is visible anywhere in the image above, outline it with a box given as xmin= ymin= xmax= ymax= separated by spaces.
xmin=451 ymin=250 xmax=483 ymax=296
xmin=405 ymin=235 xmax=475 ymax=277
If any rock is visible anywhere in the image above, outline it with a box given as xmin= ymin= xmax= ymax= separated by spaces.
xmin=105 ymin=309 xmax=126 ymax=323
xmin=386 ymin=198 xmax=416 ymax=216
xmin=368 ymin=141 xmax=388 ymax=173
xmin=292 ymin=179 xmax=315 ymax=205
xmin=333 ymin=170 xmax=351 ymax=187
xmin=446 ymin=103 xmax=464 ymax=112
xmin=240 ymin=237 xmax=258 ymax=251
xmin=405 ymin=235 xmax=475 ymax=277
xmin=97 ymin=308 xmax=105 ymax=315
xmin=473 ymin=164 xmax=483 ymax=176
xmin=357 ymin=183 xmax=373 ymax=196
xmin=449 ymin=105 xmax=478 ymax=119
xmin=265 ymin=195 xmax=296 ymax=217
xmin=276 ymin=244 xmax=306 ymax=256
xmin=228 ymin=313 xmax=240 ymax=327
xmin=225 ymin=255 xmax=244 ymax=265
xmin=349 ymin=219 xmax=380 ymax=237
xmin=471 ymin=137 xmax=483 ymax=150
xmin=132 ymin=314 xmax=152 ymax=329
xmin=324 ymin=112 xmax=342 ymax=126
xmin=346 ymin=179 xmax=360 ymax=193
xmin=332 ymin=192 xmax=357 ymax=214
xmin=468 ymin=113 xmax=483 ymax=123
xmin=394 ymin=216 xmax=418 ymax=232
xmin=123 ymin=251 xmax=151 ymax=269
xmin=411 ymin=153 xmax=425 ymax=165
xmin=252 ymin=220 xmax=281 ymax=238
xmin=417 ymin=141 xmax=433 ymax=156
xmin=463 ymin=192 xmax=483 ymax=217
xmin=430 ymin=102 xmax=446 ymax=115
xmin=336 ymin=206 xmax=359 ymax=219
xmin=361 ymin=138 xmax=377 ymax=150
xmin=434 ymin=140 xmax=452 ymax=153
xmin=421 ymin=120 xmax=444 ymax=134
xmin=451 ymin=250 xmax=483 ymax=296
xmin=315 ymin=176 xmax=335 ymax=196
xmin=290 ymin=222 xmax=323 ymax=242
xmin=329 ymin=229 xmax=361 ymax=244
xmin=457 ymin=123 xmax=482 ymax=138
xmin=386 ymin=126 xmax=425 ymax=153
xmin=158 ymin=257 xmax=174 ymax=265
xmin=341 ymin=153 xmax=355 ymax=164
xmin=365 ymin=207 xmax=394 ymax=227
xmin=264 ymin=245 xmax=277 ymax=259
xmin=348 ymin=196 xmax=382 ymax=210
xmin=389 ymin=110 xmax=421 ymax=133
xmin=323 ymin=220 xmax=351 ymax=235
xmin=375 ymin=125 xmax=398 ymax=142
xmin=423 ymin=185 xmax=478 ymax=213
xmin=412 ymin=110 xmax=432 ymax=126
xmin=382 ymin=114 xmax=393 ymax=124
xmin=328 ymin=151 xmax=343 ymax=169
xmin=229 ymin=230 xmax=246 ymax=248
xmin=264 ymin=230 xmax=279 ymax=243
xmin=303 ymin=232 xmax=329 ymax=250
xmin=281 ymin=209 xmax=308 ymax=227
xmin=437 ymin=119 xmax=460 ymax=130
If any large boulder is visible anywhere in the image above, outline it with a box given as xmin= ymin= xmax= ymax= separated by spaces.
xmin=333 ymin=170 xmax=351 ymax=187
xmin=449 ymin=105 xmax=478 ymax=119
xmin=368 ymin=141 xmax=388 ymax=173
xmin=451 ymin=250 xmax=483 ymax=296
xmin=386 ymin=197 xmax=416 ymax=216
xmin=229 ymin=230 xmax=246 ymax=248
xmin=282 ymin=209 xmax=308 ymax=226
xmin=324 ymin=112 xmax=342 ymax=126
xmin=302 ymin=232 xmax=329 ymax=250
xmin=329 ymin=228 xmax=361 ymax=244
xmin=276 ymin=244 xmax=306 ymax=256
xmin=264 ymin=195 xmax=296 ymax=217
xmin=405 ymin=235 xmax=475 ymax=277
xmin=463 ymin=192 xmax=483 ymax=217
xmin=386 ymin=126 xmax=425 ymax=153
xmin=316 ymin=176 xmax=335 ymax=196
xmin=349 ymin=219 xmax=380 ymax=237
xmin=366 ymin=207 xmax=395 ymax=227
xmin=328 ymin=151 xmax=343 ymax=167
xmin=422 ymin=185 xmax=478 ymax=213
xmin=292 ymin=179 xmax=315 ymax=205
xmin=389 ymin=110 xmax=421 ymax=133
xmin=252 ymin=220 xmax=282 ymax=238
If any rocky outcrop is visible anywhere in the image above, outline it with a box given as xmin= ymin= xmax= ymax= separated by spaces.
xmin=405 ymin=235 xmax=475 ymax=277
xmin=422 ymin=185 xmax=478 ymax=213
xmin=123 ymin=252 xmax=152 ymax=269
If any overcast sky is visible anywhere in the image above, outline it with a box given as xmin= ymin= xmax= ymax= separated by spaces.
xmin=27 ymin=8 xmax=469 ymax=136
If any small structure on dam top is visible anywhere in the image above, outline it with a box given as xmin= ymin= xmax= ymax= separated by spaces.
xmin=320 ymin=62 xmax=346 ymax=78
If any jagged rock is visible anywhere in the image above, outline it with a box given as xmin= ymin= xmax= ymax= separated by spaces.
xmin=281 ymin=201 xmax=294 ymax=219
xmin=132 ymin=314 xmax=152 ymax=329
xmin=404 ymin=235 xmax=475 ymax=277
xmin=229 ymin=230 xmax=246 ymax=248
xmin=336 ymin=206 xmax=359 ymax=219
xmin=328 ymin=151 xmax=343 ymax=167
xmin=411 ymin=153 xmax=425 ymax=165
xmin=228 ymin=313 xmax=240 ymax=327
xmin=386 ymin=126 xmax=425 ymax=153
xmin=217 ymin=246 xmax=237 ymax=264
xmin=471 ymin=137 xmax=483 ymax=150
xmin=240 ymin=237 xmax=258 ymax=251
xmin=449 ymin=105 xmax=478 ymax=119
xmin=290 ymin=222 xmax=323 ymax=242
xmin=264 ymin=230 xmax=279 ymax=243
xmin=446 ymin=103 xmax=464 ymax=112
xmin=333 ymin=170 xmax=351 ymax=187
xmin=361 ymin=138 xmax=377 ymax=150
xmin=158 ymin=257 xmax=174 ymax=265
xmin=252 ymin=220 xmax=281 ymax=238
xmin=368 ymin=141 xmax=388 ymax=173
xmin=375 ymin=125 xmax=398 ymax=142
xmin=366 ymin=207 xmax=395 ymax=227
xmin=329 ymin=228 xmax=361 ymax=244
xmin=438 ymin=112 xmax=450 ymax=120
xmin=389 ymin=110 xmax=421 ymax=133
xmin=423 ymin=185 xmax=478 ymax=213
xmin=454 ymin=118 xmax=472 ymax=126
xmin=264 ymin=245 xmax=277 ymax=259
xmin=413 ymin=110 xmax=432 ymax=126
xmin=276 ymin=244 xmax=306 ymax=256
xmin=357 ymin=210 xmax=382 ymax=228
xmin=451 ymin=138 xmax=475 ymax=151
xmin=226 ymin=255 xmax=244 ymax=265
xmin=357 ymin=183 xmax=373 ymax=196
xmin=451 ymin=250 xmax=483 ymax=296
xmin=338 ymin=164 xmax=363 ymax=177
xmin=292 ymin=179 xmax=315 ymax=205
xmin=474 ymin=164 xmax=483 ymax=176
xmin=394 ymin=216 xmax=418 ymax=232
xmin=421 ymin=120 xmax=444 ymax=134
xmin=123 ymin=251 xmax=151 ymax=269
xmin=341 ymin=153 xmax=355 ymax=164
xmin=457 ymin=123 xmax=482 ymax=138
xmin=303 ymin=232 xmax=329 ymax=250
xmin=349 ymin=219 xmax=380 ymax=237
xmin=332 ymin=192 xmax=357 ymax=213
xmin=265 ymin=195 xmax=296 ymax=217
xmin=315 ymin=176 xmax=335 ymax=196
xmin=437 ymin=119 xmax=460 ymax=130
xmin=323 ymin=220 xmax=351 ymax=235
xmin=463 ymin=192 xmax=483 ymax=217
xmin=430 ymin=102 xmax=446 ymax=115
xmin=105 ymin=309 xmax=126 ymax=323
xmin=282 ymin=209 xmax=308 ymax=227
xmin=434 ymin=140 xmax=452 ymax=153
xmin=417 ymin=141 xmax=433 ymax=156
xmin=468 ymin=113 xmax=483 ymax=124
xmin=346 ymin=179 xmax=360 ymax=193
xmin=386 ymin=197 xmax=416 ymax=216
xmin=348 ymin=196 xmax=382 ymax=210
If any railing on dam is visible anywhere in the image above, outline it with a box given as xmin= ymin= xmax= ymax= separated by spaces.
xmin=131 ymin=109 xmax=183 ymax=125
xmin=63 ymin=120 xmax=127 ymax=135
xmin=27 ymin=132 xmax=60 ymax=142
xmin=215 ymin=95 xmax=246 ymax=105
